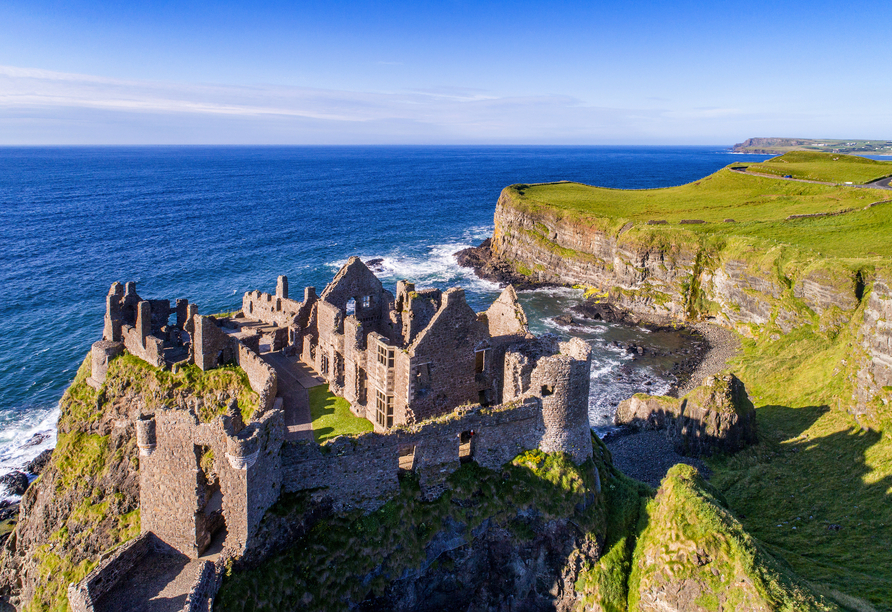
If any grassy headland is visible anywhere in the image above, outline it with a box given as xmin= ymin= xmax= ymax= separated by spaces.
xmin=508 ymin=154 xmax=892 ymax=263
xmin=740 ymin=151 xmax=892 ymax=184
xmin=499 ymin=151 xmax=892 ymax=610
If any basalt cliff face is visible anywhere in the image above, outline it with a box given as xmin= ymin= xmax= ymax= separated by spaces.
xmin=486 ymin=189 xmax=892 ymax=421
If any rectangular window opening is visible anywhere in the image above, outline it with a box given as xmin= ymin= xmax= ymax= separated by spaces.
xmin=459 ymin=430 xmax=475 ymax=464
xmin=398 ymin=446 xmax=416 ymax=473
xmin=475 ymin=348 xmax=491 ymax=374
xmin=376 ymin=390 xmax=394 ymax=428
xmin=378 ymin=343 xmax=395 ymax=368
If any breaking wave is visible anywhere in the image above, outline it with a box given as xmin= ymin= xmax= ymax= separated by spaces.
xmin=0 ymin=404 xmax=58 ymax=501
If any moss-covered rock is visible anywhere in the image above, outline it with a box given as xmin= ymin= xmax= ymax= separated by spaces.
xmin=616 ymin=374 xmax=757 ymax=457
xmin=629 ymin=464 xmax=838 ymax=612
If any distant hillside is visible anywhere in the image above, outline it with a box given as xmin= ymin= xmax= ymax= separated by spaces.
xmin=733 ymin=137 xmax=892 ymax=155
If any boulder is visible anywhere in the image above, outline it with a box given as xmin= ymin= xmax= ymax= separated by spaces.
xmin=0 ymin=471 xmax=30 ymax=496
xmin=24 ymin=449 xmax=53 ymax=476
xmin=669 ymin=373 xmax=757 ymax=457
xmin=616 ymin=394 xmax=679 ymax=431
xmin=615 ymin=373 xmax=757 ymax=457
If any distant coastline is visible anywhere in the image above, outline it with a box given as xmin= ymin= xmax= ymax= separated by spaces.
xmin=732 ymin=136 xmax=892 ymax=155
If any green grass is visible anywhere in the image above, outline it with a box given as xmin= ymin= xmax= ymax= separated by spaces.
xmin=507 ymin=162 xmax=892 ymax=264
xmin=628 ymin=464 xmax=838 ymax=612
xmin=308 ymin=384 xmax=373 ymax=443
xmin=575 ymin=436 xmax=653 ymax=611
xmin=216 ymin=450 xmax=604 ymax=612
xmin=510 ymin=167 xmax=887 ymax=225
xmin=742 ymin=151 xmax=892 ymax=184
xmin=704 ymin=319 xmax=892 ymax=611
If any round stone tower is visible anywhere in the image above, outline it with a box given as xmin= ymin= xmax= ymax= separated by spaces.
xmin=90 ymin=340 xmax=124 ymax=386
xmin=531 ymin=337 xmax=593 ymax=464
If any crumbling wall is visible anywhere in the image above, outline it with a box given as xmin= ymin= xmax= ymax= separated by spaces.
xmin=501 ymin=336 xmax=593 ymax=463
xmin=484 ymin=285 xmax=529 ymax=339
xmin=137 ymin=404 xmax=284 ymax=558
xmin=193 ymin=315 xmax=236 ymax=371
xmin=237 ymin=343 xmax=277 ymax=412
xmin=242 ymin=290 xmax=304 ymax=329
xmin=405 ymin=288 xmax=492 ymax=423
xmin=280 ymin=398 xmax=546 ymax=511
xmin=138 ymin=410 xmax=210 ymax=558
xmin=120 ymin=301 xmax=166 ymax=369
xmin=530 ymin=338 xmax=593 ymax=464
xmin=67 ymin=533 xmax=154 ymax=612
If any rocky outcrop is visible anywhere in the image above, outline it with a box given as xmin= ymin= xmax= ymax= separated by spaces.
xmin=616 ymin=374 xmax=757 ymax=457
xmin=476 ymin=188 xmax=892 ymax=415
xmin=360 ymin=515 xmax=600 ymax=612
xmin=0 ymin=473 xmax=28 ymax=498
xmin=630 ymin=464 xmax=838 ymax=612
xmin=855 ymin=277 xmax=892 ymax=411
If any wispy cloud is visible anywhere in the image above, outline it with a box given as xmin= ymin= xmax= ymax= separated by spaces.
xmin=0 ymin=65 xmax=769 ymax=144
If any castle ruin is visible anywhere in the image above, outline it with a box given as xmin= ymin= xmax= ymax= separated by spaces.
xmin=69 ymin=257 xmax=594 ymax=611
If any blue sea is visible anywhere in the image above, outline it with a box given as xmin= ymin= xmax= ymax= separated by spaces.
xmin=0 ymin=145 xmax=773 ymax=497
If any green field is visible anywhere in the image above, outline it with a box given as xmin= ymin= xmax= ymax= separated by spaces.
xmin=734 ymin=138 xmax=892 ymax=156
xmin=308 ymin=384 xmax=373 ymax=443
xmin=741 ymin=151 xmax=892 ymax=184
xmin=509 ymin=153 xmax=892 ymax=261
xmin=509 ymin=151 xmax=892 ymax=610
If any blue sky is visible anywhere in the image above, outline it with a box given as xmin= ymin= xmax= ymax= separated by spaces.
xmin=1 ymin=0 xmax=890 ymax=144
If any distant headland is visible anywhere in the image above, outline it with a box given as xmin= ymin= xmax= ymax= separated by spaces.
xmin=732 ymin=136 xmax=892 ymax=155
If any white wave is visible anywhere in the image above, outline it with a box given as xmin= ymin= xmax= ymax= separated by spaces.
xmin=0 ymin=404 xmax=59 ymax=501
xmin=327 ymin=239 xmax=501 ymax=295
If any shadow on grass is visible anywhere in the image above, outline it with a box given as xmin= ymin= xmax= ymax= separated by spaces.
xmin=308 ymin=384 xmax=373 ymax=444
xmin=709 ymin=403 xmax=892 ymax=611
xmin=215 ymin=451 xmax=605 ymax=612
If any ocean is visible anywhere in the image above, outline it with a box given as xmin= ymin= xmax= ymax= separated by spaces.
xmin=0 ymin=145 xmax=773 ymax=498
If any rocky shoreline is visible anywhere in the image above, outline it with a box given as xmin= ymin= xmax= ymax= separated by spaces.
xmin=0 ymin=448 xmax=53 ymax=547
xmin=455 ymin=239 xmax=744 ymax=488
xmin=456 ymin=239 xmax=726 ymax=396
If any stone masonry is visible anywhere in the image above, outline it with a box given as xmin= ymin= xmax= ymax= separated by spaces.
xmin=76 ymin=260 xmax=594 ymax=610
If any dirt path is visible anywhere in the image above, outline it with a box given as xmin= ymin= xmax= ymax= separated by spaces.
xmin=261 ymin=351 xmax=323 ymax=442
xmin=731 ymin=167 xmax=892 ymax=190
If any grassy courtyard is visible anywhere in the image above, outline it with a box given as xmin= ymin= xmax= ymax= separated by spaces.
xmin=308 ymin=384 xmax=373 ymax=443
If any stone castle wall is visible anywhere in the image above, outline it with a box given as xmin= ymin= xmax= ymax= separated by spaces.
xmin=137 ymin=405 xmax=284 ymax=559
xmin=237 ymin=343 xmax=277 ymax=412
xmin=281 ymin=397 xmax=548 ymax=511
xmin=67 ymin=533 xmax=154 ymax=612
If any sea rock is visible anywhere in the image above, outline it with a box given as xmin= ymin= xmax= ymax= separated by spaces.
xmin=669 ymin=373 xmax=757 ymax=456
xmin=0 ymin=471 xmax=29 ymax=497
xmin=616 ymin=394 xmax=678 ymax=431
xmin=24 ymin=450 xmax=53 ymax=476
xmin=615 ymin=373 xmax=756 ymax=457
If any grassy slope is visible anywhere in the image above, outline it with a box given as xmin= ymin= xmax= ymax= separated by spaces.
xmin=629 ymin=464 xmax=837 ymax=612
xmin=18 ymin=353 xmax=258 ymax=612
xmin=509 ymin=155 xmax=892 ymax=610
xmin=510 ymin=160 xmax=892 ymax=262
xmin=215 ymin=449 xmax=604 ymax=611
xmin=741 ymin=151 xmax=892 ymax=184
xmin=308 ymin=384 xmax=373 ymax=443
xmin=708 ymin=322 xmax=892 ymax=611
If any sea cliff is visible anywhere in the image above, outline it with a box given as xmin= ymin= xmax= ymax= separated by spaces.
xmin=477 ymin=179 xmax=892 ymax=424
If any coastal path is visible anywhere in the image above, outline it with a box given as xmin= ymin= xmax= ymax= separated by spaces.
xmin=731 ymin=166 xmax=892 ymax=190
xmin=261 ymin=351 xmax=324 ymax=442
